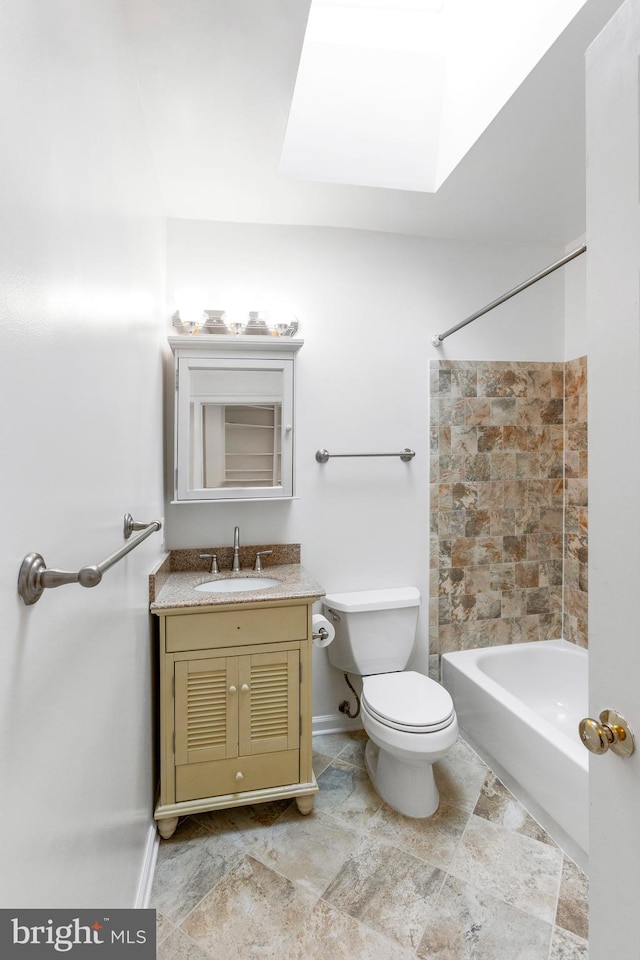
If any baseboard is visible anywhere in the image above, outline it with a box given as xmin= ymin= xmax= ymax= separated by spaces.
xmin=135 ymin=822 xmax=160 ymax=909
xmin=312 ymin=713 xmax=363 ymax=736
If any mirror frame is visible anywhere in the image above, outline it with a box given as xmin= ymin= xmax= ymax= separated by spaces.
xmin=169 ymin=336 xmax=303 ymax=502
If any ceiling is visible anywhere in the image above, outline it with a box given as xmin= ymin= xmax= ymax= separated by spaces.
xmin=123 ymin=0 xmax=622 ymax=245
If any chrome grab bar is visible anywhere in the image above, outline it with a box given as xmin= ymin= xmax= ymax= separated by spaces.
xmin=18 ymin=513 xmax=162 ymax=605
xmin=315 ymin=448 xmax=415 ymax=463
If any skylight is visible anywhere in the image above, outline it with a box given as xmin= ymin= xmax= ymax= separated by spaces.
xmin=279 ymin=0 xmax=588 ymax=193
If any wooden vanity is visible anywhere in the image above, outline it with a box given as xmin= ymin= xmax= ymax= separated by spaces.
xmin=150 ymin=561 xmax=323 ymax=839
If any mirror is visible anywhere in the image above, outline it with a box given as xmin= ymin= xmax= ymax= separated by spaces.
xmin=171 ymin=342 xmax=301 ymax=501
xmin=198 ymin=401 xmax=282 ymax=490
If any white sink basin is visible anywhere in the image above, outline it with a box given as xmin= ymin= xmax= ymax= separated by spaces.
xmin=194 ymin=576 xmax=281 ymax=593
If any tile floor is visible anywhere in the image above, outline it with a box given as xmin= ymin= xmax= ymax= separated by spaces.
xmin=151 ymin=731 xmax=588 ymax=960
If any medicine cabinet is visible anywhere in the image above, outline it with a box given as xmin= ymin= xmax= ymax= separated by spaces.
xmin=169 ymin=337 xmax=303 ymax=501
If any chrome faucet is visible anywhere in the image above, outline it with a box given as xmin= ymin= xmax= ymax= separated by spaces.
xmin=232 ymin=526 xmax=241 ymax=572
xmin=254 ymin=550 xmax=272 ymax=572
xmin=199 ymin=553 xmax=219 ymax=574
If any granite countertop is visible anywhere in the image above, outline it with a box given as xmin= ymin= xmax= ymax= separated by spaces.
xmin=150 ymin=563 xmax=325 ymax=611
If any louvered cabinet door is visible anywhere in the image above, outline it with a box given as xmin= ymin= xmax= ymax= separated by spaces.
xmin=173 ymin=649 xmax=300 ymax=803
xmin=174 ymin=656 xmax=239 ymax=767
xmin=238 ymin=650 xmax=299 ymax=757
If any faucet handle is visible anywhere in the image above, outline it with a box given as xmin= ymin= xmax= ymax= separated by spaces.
xmin=254 ymin=550 xmax=273 ymax=572
xmin=199 ymin=553 xmax=219 ymax=574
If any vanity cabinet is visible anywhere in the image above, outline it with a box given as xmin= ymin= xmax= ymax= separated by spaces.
xmin=153 ymin=599 xmax=317 ymax=838
xmin=169 ymin=337 xmax=303 ymax=502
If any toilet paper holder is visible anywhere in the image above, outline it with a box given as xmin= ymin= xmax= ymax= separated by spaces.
xmin=311 ymin=613 xmax=335 ymax=647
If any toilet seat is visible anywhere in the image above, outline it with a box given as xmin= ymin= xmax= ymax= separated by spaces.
xmin=362 ymin=671 xmax=455 ymax=733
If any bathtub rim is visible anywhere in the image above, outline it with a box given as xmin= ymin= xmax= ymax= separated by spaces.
xmin=441 ymin=638 xmax=589 ymax=873
xmin=441 ymin=639 xmax=588 ymax=773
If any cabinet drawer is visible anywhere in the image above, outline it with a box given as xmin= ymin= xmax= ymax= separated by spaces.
xmin=175 ymin=749 xmax=299 ymax=802
xmin=165 ymin=605 xmax=307 ymax=652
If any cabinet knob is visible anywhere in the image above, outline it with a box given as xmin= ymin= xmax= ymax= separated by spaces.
xmin=241 ymin=683 xmax=250 ymax=692
xmin=228 ymin=685 xmax=237 ymax=694
xmin=235 ymin=771 xmax=244 ymax=782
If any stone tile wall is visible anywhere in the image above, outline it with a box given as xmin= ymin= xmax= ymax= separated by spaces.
xmin=429 ymin=358 xmax=588 ymax=657
xmin=563 ymin=356 xmax=588 ymax=647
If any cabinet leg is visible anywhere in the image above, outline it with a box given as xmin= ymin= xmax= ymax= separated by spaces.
xmin=156 ymin=816 xmax=179 ymax=839
xmin=295 ymin=795 xmax=314 ymax=816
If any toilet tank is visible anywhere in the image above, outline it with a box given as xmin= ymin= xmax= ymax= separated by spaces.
xmin=322 ymin=587 xmax=420 ymax=675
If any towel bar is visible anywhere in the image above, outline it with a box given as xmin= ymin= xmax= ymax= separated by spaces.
xmin=315 ymin=448 xmax=415 ymax=463
xmin=18 ymin=513 xmax=162 ymax=605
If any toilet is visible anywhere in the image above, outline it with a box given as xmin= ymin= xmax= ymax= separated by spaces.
xmin=322 ymin=587 xmax=458 ymax=818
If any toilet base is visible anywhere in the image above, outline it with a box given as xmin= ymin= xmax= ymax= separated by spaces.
xmin=364 ymin=739 xmax=440 ymax=818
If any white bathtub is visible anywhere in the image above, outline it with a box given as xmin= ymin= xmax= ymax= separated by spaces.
xmin=442 ymin=639 xmax=588 ymax=870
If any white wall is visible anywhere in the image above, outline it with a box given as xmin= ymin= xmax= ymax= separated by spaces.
xmin=0 ymin=0 xmax=165 ymax=907
xmin=165 ymin=218 xmax=566 ymax=725
xmin=564 ymin=236 xmax=588 ymax=358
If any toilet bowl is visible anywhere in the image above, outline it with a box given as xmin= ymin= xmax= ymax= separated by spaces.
xmin=323 ymin=587 xmax=458 ymax=818
xmin=360 ymin=670 xmax=458 ymax=817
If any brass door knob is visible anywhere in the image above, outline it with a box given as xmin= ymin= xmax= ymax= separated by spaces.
xmin=579 ymin=709 xmax=635 ymax=757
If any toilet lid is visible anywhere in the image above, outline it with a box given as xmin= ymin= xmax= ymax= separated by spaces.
xmin=362 ymin=672 xmax=455 ymax=733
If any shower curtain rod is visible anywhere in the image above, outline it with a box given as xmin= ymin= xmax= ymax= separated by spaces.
xmin=431 ymin=243 xmax=587 ymax=348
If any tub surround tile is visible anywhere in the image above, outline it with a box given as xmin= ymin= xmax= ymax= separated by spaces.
xmin=562 ymin=361 xmax=588 ymax=647
xmin=430 ymin=357 xmax=588 ymax=655
xmin=465 ymin=564 xmax=492 ymax=593
xmin=476 ymin=591 xmax=501 ymax=620
xmin=429 ymin=653 xmax=440 ymax=681
xmin=440 ymin=567 xmax=466 ymax=597
xmin=450 ymin=594 xmax=477 ymax=622
xmin=491 ymin=397 xmax=517 ymax=424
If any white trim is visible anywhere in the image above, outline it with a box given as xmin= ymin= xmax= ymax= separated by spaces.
xmin=134 ymin=822 xmax=160 ymax=909
xmin=312 ymin=713 xmax=363 ymax=736
xmin=169 ymin=336 xmax=304 ymax=357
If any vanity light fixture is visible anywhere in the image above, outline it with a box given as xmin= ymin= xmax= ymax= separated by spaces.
xmin=173 ymin=287 xmax=208 ymax=334
xmin=171 ymin=308 xmax=299 ymax=338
